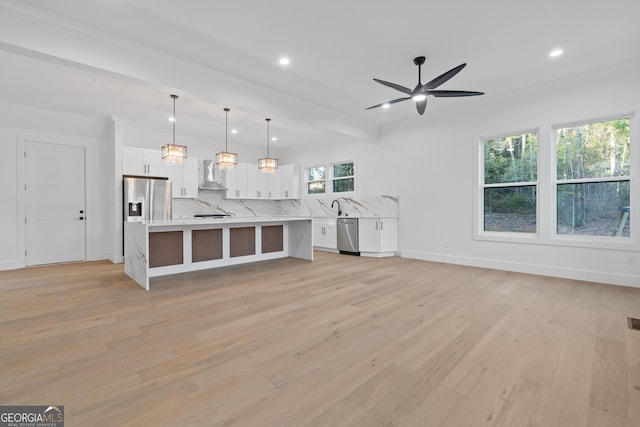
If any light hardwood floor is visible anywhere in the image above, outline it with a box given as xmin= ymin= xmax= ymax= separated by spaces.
xmin=1 ymin=252 xmax=640 ymax=426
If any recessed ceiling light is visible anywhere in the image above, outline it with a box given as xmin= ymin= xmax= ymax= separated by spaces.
xmin=168 ymin=116 xmax=175 ymax=122
xmin=231 ymin=129 xmax=238 ymax=134
xmin=549 ymin=49 xmax=563 ymax=58
xmin=271 ymin=137 xmax=277 ymax=141
xmin=279 ymin=57 xmax=290 ymax=66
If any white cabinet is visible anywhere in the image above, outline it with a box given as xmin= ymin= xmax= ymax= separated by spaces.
xmin=359 ymin=218 xmax=397 ymax=257
xmin=247 ymin=165 xmax=270 ymax=199
xmin=167 ymin=157 xmax=198 ymax=198
xmin=279 ymin=164 xmax=300 ymax=199
xmin=268 ymin=170 xmax=282 ymax=199
xmin=220 ymin=163 xmax=248 ymax=199
xmin=223 ymin=163 xmax=299 ymax=200
xmin=123 ymin=147 xmax=167 ymax=177
xmin=248 ymin=167 xmax=284 ymax=199
xmin=313 ymin=218 xmax=337 ymax=250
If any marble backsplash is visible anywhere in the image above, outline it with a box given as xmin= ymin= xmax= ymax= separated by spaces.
xmin=173 ymin=192 xmax=398 ymax=219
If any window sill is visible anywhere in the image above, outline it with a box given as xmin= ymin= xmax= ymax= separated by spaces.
xmin=474 ymin=231 xmax=636 ymax=251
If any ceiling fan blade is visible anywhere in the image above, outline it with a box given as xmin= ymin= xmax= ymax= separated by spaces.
xmin=373 ymin=78 xmax=412 ymax=95
xmin=428 ymin=90 xmax=484 ymax=97
xmin=423 ymin=63 xmax=467 ymax=90
xmin=365 ymin=97 xmax=411 ymax=110
xmin=416 ymin=98 xmax=427 ymax=115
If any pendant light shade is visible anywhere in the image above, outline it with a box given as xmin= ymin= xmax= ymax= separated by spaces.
xmin=258 ymin=118 xmax=278 ymax=174
xmin=216 ymin=107 xmax=238 ymax=170
xmin=162 ymin=94 xmax=187 ymax=165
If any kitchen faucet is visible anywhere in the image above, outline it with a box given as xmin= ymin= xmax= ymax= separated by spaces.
xmin=331 ymin=199 xmax=342 ymax=216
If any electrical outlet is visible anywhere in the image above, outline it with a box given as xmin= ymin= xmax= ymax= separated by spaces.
xmin=626 ymin=255 xmax=637 ymax=266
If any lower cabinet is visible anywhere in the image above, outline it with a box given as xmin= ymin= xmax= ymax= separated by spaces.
xmin=358 ymin=218 xmax=397 ymax=257
xmin=313 ymin=218 xmax=337 ymax=250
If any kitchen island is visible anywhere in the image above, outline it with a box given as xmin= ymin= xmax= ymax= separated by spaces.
xmin=124 ymin=217 xmax=313 ymax=290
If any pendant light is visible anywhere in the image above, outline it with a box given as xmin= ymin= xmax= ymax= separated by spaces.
xmin=258 ymin=118 xmax=278 ymax=174
xmin=215 ymin=107 xmax=238 ymax=170
xmin=161 ymin=94 xmax=187 ymax=165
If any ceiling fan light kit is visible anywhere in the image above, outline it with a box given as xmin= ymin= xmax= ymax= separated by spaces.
xmin=366 ymin=56 xmax=484 ymax=116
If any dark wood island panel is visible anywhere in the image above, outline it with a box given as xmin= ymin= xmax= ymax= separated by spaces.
xmin=230 ymin=227 xmax=256 ymax=257
xmin=149 ymin=231 xmax=183 ymax=268
xmin=262 ymin=225 xmax=284 ymax=253
xmin=192 ymin=229 xmax=223 ymax=262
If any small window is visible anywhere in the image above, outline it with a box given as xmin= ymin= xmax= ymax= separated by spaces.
xmin=555 ymin=117 xmax=631 ymax=237
xmin=307 ymin=166 xmax=326 ymax=194
xmin=332 ymin=162 xmax=354 ymax=193
xmin=482 ymin=133 xmax=538 ymax=233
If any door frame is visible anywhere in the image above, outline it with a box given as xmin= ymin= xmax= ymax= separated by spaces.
xmin=17 ymin=133 xmax=96 ymax=268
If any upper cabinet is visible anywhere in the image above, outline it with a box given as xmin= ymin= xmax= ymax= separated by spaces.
xmin=247 ymin=164 xmax=270 ymax=199
xmin=123 ymin=147 xmax=168 ymax=177
xmin=220 ymin=162 xmax=300 ymax=200
xmin=166 ymin=157 xmax=198 ymax=198
xmin=279 ymin=164 xmax=300 ymax=199
xmin=219 ymin=162 xmax=249 ymax=199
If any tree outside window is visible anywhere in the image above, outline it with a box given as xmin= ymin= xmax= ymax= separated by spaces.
xmin=333 ymin=162 xmax=354 ymax=193
xmin=482 ymin=133 xmax=538 ymax=233
xmin=556 ymin=118 xmax=631 ymax=237
xmin=307 ymin=166 xmax=326 ymax=194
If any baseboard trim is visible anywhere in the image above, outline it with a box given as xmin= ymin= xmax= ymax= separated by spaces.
xmin=0 ymin=260 xmax=22 ymax=272
xmin=400 ymin=250 xmax=640 ymax=288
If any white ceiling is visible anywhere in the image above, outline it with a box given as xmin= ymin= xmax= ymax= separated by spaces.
xmin=1 ymin=0 xmax=639 ymax=148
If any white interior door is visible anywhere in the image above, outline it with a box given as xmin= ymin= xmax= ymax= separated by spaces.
xmin=25 ymin=141 xmax=86 ymax=266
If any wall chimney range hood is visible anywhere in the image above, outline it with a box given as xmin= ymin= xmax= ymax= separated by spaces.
xmin=198 ymin=160 xmax=228 ymax=191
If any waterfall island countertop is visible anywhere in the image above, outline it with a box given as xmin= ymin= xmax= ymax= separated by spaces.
xmin=124 ymin=217 xmax=313 ymax=290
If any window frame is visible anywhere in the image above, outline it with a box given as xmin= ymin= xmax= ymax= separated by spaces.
xmin=474 ymin=113 xmax=636 ymax=250
xmin=551 ymin=115 xmax=633 ymax=244
xmin=331 ymin=161 xmax=355 ymax=194
xmin=478 ymin=129 xmax=540 ymax=239
xmin=306 ymin=165 xmax=327 ymax=195
xmin=304 ymin=160 xmax=356 ymax=197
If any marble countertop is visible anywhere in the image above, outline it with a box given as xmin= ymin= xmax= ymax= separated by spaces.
xmin=311 ymin=215 xmax=398 ymax=219
xmin=139 ymin=216 xmax=313 ymax=227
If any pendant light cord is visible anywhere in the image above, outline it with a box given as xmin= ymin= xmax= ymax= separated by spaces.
xmin=171 ymin=94 xmax=178 ymax=145
xmin=224 ymin=108 xmax=230 ymax=151
xmin=266 ymin=118 xmax=271 ymax=157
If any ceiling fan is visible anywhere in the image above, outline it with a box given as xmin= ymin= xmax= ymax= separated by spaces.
xmin=366 ymin=56 xmax=484 ymax=115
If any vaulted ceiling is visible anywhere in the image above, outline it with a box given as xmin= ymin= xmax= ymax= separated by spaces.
xmin=0 ymin=0 xmax=639 ymax=147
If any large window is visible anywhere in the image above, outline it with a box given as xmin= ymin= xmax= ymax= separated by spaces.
xmin=555 ymin=118 xmax=631 ymax=238
xmin=306 ymin=161 xmax=355 ymax=195
xmin=482 ymin=132 xmax=538 ymax=233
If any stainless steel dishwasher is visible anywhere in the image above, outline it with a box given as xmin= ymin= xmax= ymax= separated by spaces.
xmin=337 ymin=218 xmax=359 ymax=255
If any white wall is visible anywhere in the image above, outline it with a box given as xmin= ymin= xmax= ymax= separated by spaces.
xmin=385 ymin=59 xmax=640 ymax=287
xmin=0 ymin=102 xmax=112 ymax=270
xmin=119 ymin=121 xmax=266 ymax=162
xmin=283 ymin=59 xmax=640 ymax=287
xmin=284 ymin=137 xmax=401 ymax=198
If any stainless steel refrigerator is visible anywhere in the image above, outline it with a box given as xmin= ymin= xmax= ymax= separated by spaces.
xmin=123 ymin=176 xmax=172 ymax=254
xmin=124 ymin=176 xmax=172 ymax=222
